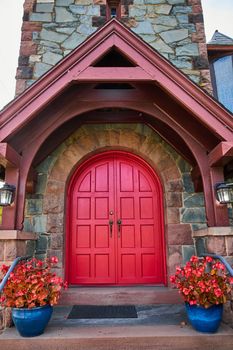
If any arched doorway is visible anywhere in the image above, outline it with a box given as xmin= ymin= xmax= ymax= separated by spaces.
xmin=67 ymin=151 xmax=166 ymax=285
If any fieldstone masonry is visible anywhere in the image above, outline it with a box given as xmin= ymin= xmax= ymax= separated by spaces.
xmin=16 ymin=0 xmax=212 ymax=95
xmin=24 ymin=124 xmax=207 ymax=277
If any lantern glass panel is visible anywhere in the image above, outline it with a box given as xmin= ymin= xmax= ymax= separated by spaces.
xmin=0 ymin=184 xmax=15 ymax=206
xmin=216 ymin=183 xmax=233 ymax=204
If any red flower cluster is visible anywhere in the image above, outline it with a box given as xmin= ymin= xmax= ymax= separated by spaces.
xmin=0 ymin=257 xmax=67 ymax=308
xmin=170 ymin=256 xmax=232 ymax=308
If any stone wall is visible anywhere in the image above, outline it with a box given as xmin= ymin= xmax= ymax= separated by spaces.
xmin=16 ymin=0 xmax=212 ymax=95
xmin=0 ymin=231 xmax=37 ymax=266
xmin=193 ymin=227 xmax=233 ymax=267
xmin=24 ymin=123 xmax=207 ymax=278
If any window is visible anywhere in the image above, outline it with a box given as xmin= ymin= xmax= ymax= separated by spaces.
xmin=106 ymin=0 xmax=121 ymax=20
xmin=211 ymin=55 xmax=233 ymax=113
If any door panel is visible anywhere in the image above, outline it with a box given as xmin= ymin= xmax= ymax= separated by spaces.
xmin=69 ymin=152 xmax=165 ymax=285
xmin=70 ymin=160 xmax=115 ymax=284
xmin=116 ymin=158 xmax=163 ymax=284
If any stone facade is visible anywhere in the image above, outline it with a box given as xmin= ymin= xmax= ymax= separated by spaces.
xmin=193 ymin=227 xmax=233 ymax=267
xmin=24 ymin=123 xmax=207 ymax=278
xmin=0 ymin=231 xmax=37 ymax=266
xmin=16 ymin=0 xmax=212 ymax=95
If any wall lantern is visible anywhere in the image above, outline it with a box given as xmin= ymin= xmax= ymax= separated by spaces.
xmin=0 ymin=184 xmax=16 ymax=207
xmin=215 ymin=182 xmax=233 ymax=204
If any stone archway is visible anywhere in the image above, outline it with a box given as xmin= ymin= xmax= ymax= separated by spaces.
xmin=24 ymin=123 xmax=206 ymax=278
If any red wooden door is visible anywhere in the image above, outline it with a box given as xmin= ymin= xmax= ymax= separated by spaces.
xmin=68 ymin=152 xmax=165 ymax=285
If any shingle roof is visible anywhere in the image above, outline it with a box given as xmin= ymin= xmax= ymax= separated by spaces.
xmin=208 ymin=30 xmax=233 ymax=45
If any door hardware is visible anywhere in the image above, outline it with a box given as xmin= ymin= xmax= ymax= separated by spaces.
xmin=109 ymin=219 xmax=114 ymax=238
xmin=117 ymin=219 xmax=122 ymax=238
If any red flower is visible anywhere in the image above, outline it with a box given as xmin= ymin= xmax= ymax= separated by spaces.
xmin=0 ymin=257 xmax=65 ymax=308
xmin=205 ymin=256 xmax=213 ymax=263
xmin=170 ymin=256 xmax=231 ymax=308
xmin=214 ymin=288 xmax=223 ymax=298
xmin=213 ymin=262 xmax=225 ymax=271
xmin=190 ymin=256 xmax=199 ymax=263
xmin=50 ymin=256 xmax=58 ymax=264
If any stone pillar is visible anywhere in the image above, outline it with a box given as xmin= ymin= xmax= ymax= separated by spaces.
xmin=193 ymin=226 xmax=233 ymax=327
xmin=0 ymin=230 xmax=37 ymax=330
xmin=0 ymin=230 xmax=37 ymax=265
xmin=193 ymin=227 xmax=233 ymax=262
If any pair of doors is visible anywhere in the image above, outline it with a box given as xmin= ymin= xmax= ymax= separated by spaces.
xmin=68 ymin=152 xmax=165 ymax=285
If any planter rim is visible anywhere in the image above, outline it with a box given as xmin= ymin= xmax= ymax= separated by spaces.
xmin=185 ymin=302 xmax=223 ymax=308
xmin=12 ymin=304 xmax=52 ymax=311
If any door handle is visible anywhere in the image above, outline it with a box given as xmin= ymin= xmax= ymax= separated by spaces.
xmin=109 ymin=219 xmax=113 ymax=238
xmin=117 ymin=219 xmax=122 ymax=238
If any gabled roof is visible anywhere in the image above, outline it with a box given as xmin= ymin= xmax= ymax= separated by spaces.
xmin=208 ymin=30 xmax=233 ymax=46
xmin=0 ymin=18 xmax=232 ymax=151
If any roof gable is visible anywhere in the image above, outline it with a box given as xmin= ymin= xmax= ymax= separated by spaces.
xmin=0 ymin=18 xmax=233 ymax=143
xmin=208 ymin=30 xmax=233 ymax=46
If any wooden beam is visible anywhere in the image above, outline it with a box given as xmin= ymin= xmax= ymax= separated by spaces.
xmin=33 ymin=119 xmax=83 ymax=166
xmin=208 ymin=142 xmax=233 ymax=166
xmin=0 ymin=143 xmax=21 ymax=167
xmin=76 ymin=67 xmax=152 ymax=81
xmin=149 ymin=86 xmax=219 ymax=151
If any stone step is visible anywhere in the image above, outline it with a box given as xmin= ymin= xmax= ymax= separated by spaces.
xmin=1 ymin=323 xmax=233 ymax=350
xmin=59 ymin=286 xmax=182 ymax=305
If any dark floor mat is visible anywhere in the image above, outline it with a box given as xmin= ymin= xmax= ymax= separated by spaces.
xmin=68 ymin=305 xmax=138 ymax=319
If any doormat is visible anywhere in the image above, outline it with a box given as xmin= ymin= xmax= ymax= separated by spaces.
xmin=68 ymin=305 xmax=138 ymax=319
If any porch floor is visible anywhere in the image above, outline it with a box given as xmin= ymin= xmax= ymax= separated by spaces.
xmin=1 ymin=287 xmax=233 ymax=350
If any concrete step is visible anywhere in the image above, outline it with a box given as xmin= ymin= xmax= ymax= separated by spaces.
xmin=1 ymin=323 xmax=233 ymax=350
xmin=59 ymin=286 xmax=182 ymax=305
xmin=1 ymin=304 xmax=233 ymax=350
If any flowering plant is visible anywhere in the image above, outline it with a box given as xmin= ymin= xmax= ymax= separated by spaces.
xmin=0 ymin=257 xmax=67 ymax=308
xmin=170 ymin=256 xmax=232 ymax=308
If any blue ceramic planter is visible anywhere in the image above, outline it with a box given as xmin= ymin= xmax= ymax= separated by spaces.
xmin=12 ymin=305 xmax=53 ymax=337
xmin=185 ymin=303 xmax=223 ymax=333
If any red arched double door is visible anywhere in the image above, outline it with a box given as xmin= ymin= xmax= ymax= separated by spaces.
xmin=67 ymin=151 xmax=165 ymax=285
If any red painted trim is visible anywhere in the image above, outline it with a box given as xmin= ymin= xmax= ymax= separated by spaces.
xmin=209 ymin=142 xmax=233 ymax=166
xmin=0 ymin=143 xmax=21 ymax=167
xmin=65 ymin=150 xmax=167 ymax=285
xmin=0 ymin=19 xmax=233 ymax=143
xmin=77 ymin=67 xmax=152 ymax=80
xmin=13 ymin=99 xmax=224 ymax=229
xmin=10 ymin=95 xmax=229 ymax=229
